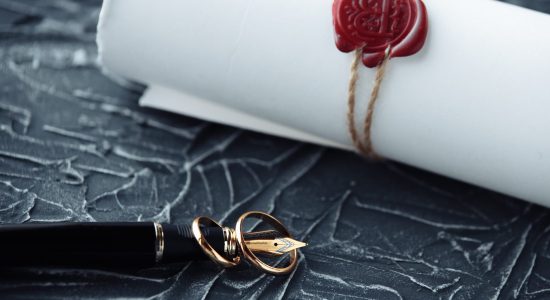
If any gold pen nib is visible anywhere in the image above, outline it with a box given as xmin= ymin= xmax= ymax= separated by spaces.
xmin=245 ymin=237 xmax=307 ymax=256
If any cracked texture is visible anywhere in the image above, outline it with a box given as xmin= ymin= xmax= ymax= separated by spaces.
xmin=0 ymin=0 xmax=549 ymax=299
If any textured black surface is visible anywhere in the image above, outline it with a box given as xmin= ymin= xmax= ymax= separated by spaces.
xmin=0 ymin=0 xmax=549 ymax=299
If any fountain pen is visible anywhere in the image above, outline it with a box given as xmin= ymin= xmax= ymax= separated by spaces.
xmin=0 ymin=211 xmax=306 ymax=275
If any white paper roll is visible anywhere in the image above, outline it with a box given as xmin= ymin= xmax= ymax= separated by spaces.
xmin=97 ymin=0 xmax=550 ymax=206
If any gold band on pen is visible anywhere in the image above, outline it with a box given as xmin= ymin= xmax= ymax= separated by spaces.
xmin=222 ymin=227 xmax=237 ymax=258
xmin=153 ymin=222 xmax=164 ymax=263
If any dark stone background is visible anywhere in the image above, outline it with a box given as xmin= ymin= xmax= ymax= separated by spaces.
xmin=0 ymin=0 xmax=549 ymax=299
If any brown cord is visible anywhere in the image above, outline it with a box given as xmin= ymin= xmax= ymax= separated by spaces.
xmin=346 ymin=49 xmax=367 ymax=155
xmin=347 ymin=47 xmax=390 ymax=159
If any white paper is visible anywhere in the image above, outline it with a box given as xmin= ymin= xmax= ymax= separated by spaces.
xmin=141 ymin=86 xmax=344 ymax=149
xmin=97 ymin=0 xmax=550 ymax=206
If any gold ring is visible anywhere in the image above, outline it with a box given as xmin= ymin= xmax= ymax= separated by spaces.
xmin=192 ymin=216 xmax=240 ymax=268
xmin=235 ymin=211 xmax=298 ymax=275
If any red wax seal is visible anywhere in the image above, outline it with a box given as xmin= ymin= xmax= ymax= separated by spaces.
xmin=333 ymin=0 xmax=428 ymax=68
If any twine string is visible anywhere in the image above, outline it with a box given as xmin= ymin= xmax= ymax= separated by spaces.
xmin=347 ymin=47 xmax=390 ymax=159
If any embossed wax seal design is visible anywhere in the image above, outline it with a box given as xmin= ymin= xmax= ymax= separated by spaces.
xmin=333 ymin=0 xmax=428 ymax=68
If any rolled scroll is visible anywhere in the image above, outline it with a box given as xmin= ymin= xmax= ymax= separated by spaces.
xmin=97 ymin=0 xmax=550 ymax=206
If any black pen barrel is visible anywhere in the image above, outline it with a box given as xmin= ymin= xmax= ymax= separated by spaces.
xmin=0 ymin=223 xmax=225 ymax=267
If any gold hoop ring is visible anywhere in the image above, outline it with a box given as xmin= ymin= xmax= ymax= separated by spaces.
xmin=192 ymin=216 xmax=240 ymax=268
xmin=235 ymin=211 xmax=298 ymax=275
